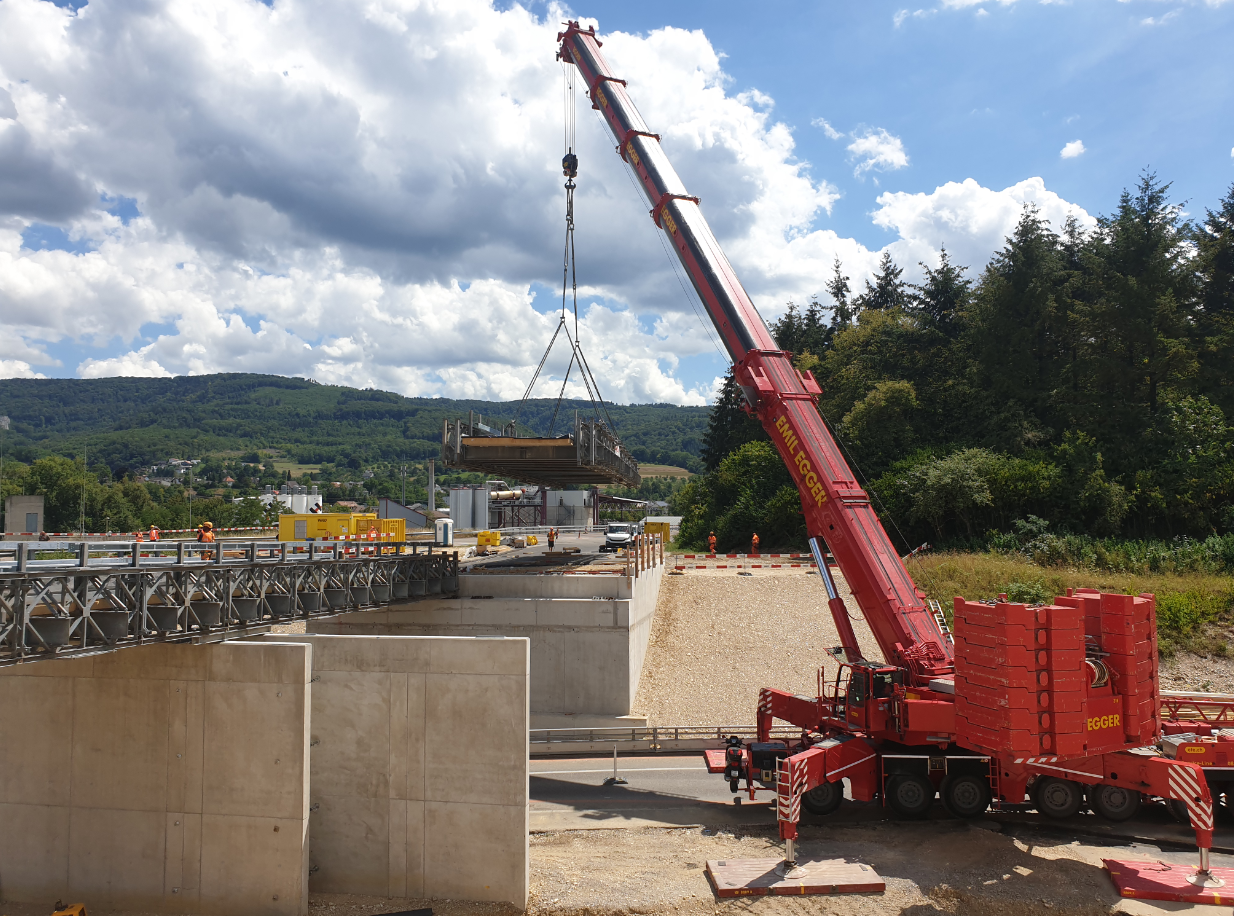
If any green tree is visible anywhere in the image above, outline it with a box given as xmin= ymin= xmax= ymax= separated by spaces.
xmin=1073 ymin=172 xmax=1198 ymax=468
xmin=699 ymin=370 xmax=767 ymax=472
xmin=1195 ymin=183 xmax=1234 ymax=420
xmin=909 ymin=247 xmax=971 ymax=338
xmin=26 ymin=456 xmax=91 ymax=532
xmin=840 ymin=380 xmax=919 ymax=476
xmin=965 ymin=206 xmax=1065 ymax=445
xmin=855 ymin=251 xmax=908 ymax=313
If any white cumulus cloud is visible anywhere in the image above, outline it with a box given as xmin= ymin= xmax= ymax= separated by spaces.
xmin=847 ymin=128 xmax=910 ymax=177
xmin=812 ymin=117 xmax=844 ymax=140
xmin=0 ymin=0 xmax=1099 ymax=406
xmin=1060 ymin=139 xmax=1087 ymax=158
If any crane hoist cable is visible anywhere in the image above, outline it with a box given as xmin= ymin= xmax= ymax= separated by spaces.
xmin=512 ymin=63 xmax=615 ymax=439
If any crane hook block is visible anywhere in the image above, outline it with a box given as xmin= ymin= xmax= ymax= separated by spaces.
xmin=562 ymin=152 xmax=579 ymax=179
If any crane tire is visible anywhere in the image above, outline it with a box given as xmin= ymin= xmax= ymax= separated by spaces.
xmin=1033 ymin=777 xmax=1083 ymax=819
xmin=1167 ymin=798 xmax=1191 ymax=825
xmin=941 ymin=774 xmax=991 ymax=819
xmin=886 ymin=773 xmax=935 ymax=819
xmin=801 ymin=780 xmax=843 ymax=816
xmin=1090 ymin=785 xmax=1140 ymax=822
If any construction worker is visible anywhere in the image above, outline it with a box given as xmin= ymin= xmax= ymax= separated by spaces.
xmin=707 ymin=531 xmax=717 ymax=554
xmin=149 ymin=525 xmax=160 ymax=541
xmin=547 ymin=527 xmax=556 ymax=551
xmin=197 ymin=521 xmax=216 ymax=559
xmin=751 ymin=532 xmax=760 ymax=555
xmin=135 ymin=529 xmax=144 ymax=542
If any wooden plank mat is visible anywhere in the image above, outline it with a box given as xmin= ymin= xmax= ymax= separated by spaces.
xmin=706 ymin=857 xmax=885 ymax=898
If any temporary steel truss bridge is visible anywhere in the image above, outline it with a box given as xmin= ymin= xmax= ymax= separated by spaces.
xmin=0 ymin=539 xmax=459 ymax=666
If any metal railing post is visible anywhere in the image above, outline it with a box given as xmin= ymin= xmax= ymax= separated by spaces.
xmin=16 ymin=542 xmax=27 ymax=573
xmin=78 ymin=541 xmax=89 ymax=569
xmin=131 ymin=541 xmax=140 ymax=568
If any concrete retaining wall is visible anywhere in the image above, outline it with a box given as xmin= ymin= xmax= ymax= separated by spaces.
xmin=0 ymin=642 xmax=311 ymax=916
xmin=263 ymin=635 xmax=529 ymax=908
xmin=310 ymin=568 xmax=662 ymax=721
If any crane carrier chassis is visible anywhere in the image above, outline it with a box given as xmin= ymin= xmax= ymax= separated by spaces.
xmin=556 ymin=19 xmax=1227 ymax=895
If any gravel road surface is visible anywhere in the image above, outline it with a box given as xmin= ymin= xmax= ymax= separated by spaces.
xmin=631 ymin=568 xmax=879 ymax=727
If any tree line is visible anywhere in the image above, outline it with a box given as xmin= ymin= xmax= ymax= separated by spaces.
xmin=676 ymin=174 xmax=1234 ymax=552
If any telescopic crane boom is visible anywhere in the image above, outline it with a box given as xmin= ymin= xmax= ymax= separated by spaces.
xmin=557 ymin=23 xmax=1222 ymax=890
xmin=557 ymin=21 xmax=952 ymax=684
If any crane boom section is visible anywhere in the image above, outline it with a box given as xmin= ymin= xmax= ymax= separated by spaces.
xmin=557 ymin=23 xmax=953 ymax=681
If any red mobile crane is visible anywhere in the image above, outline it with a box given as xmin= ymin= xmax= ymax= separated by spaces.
xmin=557 ymin=21 xmax=1224 ymax=889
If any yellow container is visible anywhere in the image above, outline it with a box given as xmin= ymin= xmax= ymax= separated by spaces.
xmin=642 ymin=521 xmax=671 ymax=542
xmin=476 ymin=530 xmax=502 ymax=547
xmin=278 ymin=512 xmax=402 ymax=542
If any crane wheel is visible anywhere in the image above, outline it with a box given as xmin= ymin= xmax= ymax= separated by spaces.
xmin=801 ymin=780 xmax=843 ymax=816
xmin=1166 ymin=798 xmax=1191 ymax=825
xmin=1033 ymin=777 xmax=1083 ymax=819
xmin=1090 ymin=784 xmax=1140 ymax=822
xmin=941 ymin=774 xmax=991 ymax=818
xmin=886 ymin=773 xmax=935 ymax=819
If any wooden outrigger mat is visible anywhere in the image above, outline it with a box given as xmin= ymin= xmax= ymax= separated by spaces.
xmin=705 ymin=857 xmax=885 ymax=898
xmin=1104 ymin=858 xmax=1234 ymax=905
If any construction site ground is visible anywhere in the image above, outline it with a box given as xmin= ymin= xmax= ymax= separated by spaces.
xmin=15 ymin=560 xmax=1233 ymax=916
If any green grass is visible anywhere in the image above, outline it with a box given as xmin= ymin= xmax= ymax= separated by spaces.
xmin=909 ymin=551 xmax=1234 ymax=656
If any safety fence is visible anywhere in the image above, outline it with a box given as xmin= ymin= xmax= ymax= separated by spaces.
xmin=0 ymin=540 xmax=458 ymax=666
xmin=2 ymin=526 xmax=278 ymax=539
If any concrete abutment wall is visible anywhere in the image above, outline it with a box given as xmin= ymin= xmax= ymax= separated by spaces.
xmin=0 ymin=641 xmax=312 ymax=916
xmin=265 ymin=635 xmax=529 ymax=907
xmin=0 ymin=635 xmax=530 ymax=912
xmin=309 ymin=568 xmax=663 ymax=725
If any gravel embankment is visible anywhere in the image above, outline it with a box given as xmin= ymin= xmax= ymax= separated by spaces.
xmin=634 ymin=567 xmax=1234 ymax=725
xmin=632 ymin=568 xmax=879 ymax=727
xmin=1160 ymin=652 xmax=1234 ymax=693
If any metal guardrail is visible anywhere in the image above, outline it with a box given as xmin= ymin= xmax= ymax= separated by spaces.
xmin=0 ymin=540 xmax=459 ymax=666
xmin=528 ymin=724 xmax=801 ymax=756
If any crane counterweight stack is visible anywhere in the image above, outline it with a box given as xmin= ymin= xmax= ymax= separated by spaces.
xmin=557 ymin=18 xmax=1221 ymax=893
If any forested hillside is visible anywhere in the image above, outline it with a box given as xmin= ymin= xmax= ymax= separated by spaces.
xmin=0 ymin=375 xmax=708 ymax=472
xmin=677 ymin=175 xmax=1234 ymax=552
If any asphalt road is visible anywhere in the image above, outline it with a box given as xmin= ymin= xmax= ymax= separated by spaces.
xmin=530 ymin=752 xmax=1234 ymax=859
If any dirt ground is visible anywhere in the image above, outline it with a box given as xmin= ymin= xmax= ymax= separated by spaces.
xmin=7 ymin=820 xmax=1223 ymax=916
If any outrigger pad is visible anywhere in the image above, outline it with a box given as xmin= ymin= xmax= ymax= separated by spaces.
xmin=706 ymin=858 xmax=884 ymax=898
xmin=1104 ymin=858 xmax=1234 ymax=905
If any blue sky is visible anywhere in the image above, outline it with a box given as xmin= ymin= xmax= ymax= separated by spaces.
xmin=577 ymin=0 xmax=1234 ymax=250
xmin=1 ymin=0 xmax=1231 ymax=406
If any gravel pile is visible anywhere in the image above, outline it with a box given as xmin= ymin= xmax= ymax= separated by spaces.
xmin=632 ymin=569 xmax=880 ymax=727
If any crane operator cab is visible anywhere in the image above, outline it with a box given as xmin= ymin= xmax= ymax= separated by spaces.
xmin=831 ymin=661 xmax=903 ymax=733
